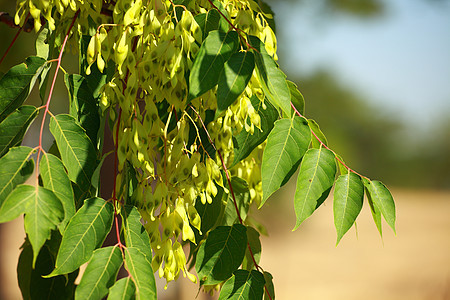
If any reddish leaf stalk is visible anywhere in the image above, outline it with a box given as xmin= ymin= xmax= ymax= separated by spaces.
xmin=290 ymin=102 xmax=367 ymax=179
xmin=36 ymin=10 xmax=80 ymax=179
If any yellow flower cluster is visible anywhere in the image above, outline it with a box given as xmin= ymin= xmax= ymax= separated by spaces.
xmin=17 ymin=0 xmax=277 ymax=286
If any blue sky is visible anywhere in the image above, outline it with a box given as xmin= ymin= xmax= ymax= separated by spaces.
xmin=271 ymin=0 xmax=450 ymax=130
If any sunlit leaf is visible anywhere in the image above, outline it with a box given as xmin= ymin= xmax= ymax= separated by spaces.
xmin=287 ymin=80 xmax=304 ymax=116
xmin=249 ymin=36 xmax=291 ymax=116
xmin=0 ymin=185 xmax=63 ymax=265
xmin=108 ymin=277 xmax=136 ymax=300
xmin=75 ymin=246 xmax=123 ymax=300
xmin=40 ymin=152 xmax=75 ymax=232
xmin=363 ymin=179 xmax=396 ymax=233
xmin=196 ymin=224 xmax=247 ymax=285
xmin=294 ymin=148 xmax=336 ymax=230
xmin=0 ymin=146 xmax=34 ymax=206
xmin=0 ymin=105 xmax=38 ymax=157
xmin=218 ymin=270 xmax=265 ymax=300
xmin=124 ymin=247 xmax=157 ymax=300
xmin=48 ymin=197 xmax=114 ymax=276
xmin=333 ymin=173 xmax=364 ymax=244
xmin=122 ymin=206 xmax=152 ymax=259
xmin=49 ymin=114 xmax=97 ymax=193
xmin=0 ymin=56 xmax=46 ymax=122
xmin=232 ymin=96 xmax=278 ymax=166
xmin=216 ymin=51 xmax=255 ymax=115
xmin=365 ymin=184 xmax=383 ymax=237
xmin=308 ymin=119 xmax=328 ymax=148
xmin=188 ymin=30 xmax=239 ymax=100
xmin=261 ymin=117 xmax=311 ymax=207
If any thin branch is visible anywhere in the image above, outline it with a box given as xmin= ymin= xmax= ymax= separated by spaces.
xmin=189 ymin=105 xmax=272 ymax=300
xmin=0 ymin=13 xmax=30 ymax=66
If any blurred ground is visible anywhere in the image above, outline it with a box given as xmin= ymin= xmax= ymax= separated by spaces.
xmin=1 ymin=188 xmax=449 ymax=300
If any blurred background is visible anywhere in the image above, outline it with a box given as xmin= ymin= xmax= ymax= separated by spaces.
xmin=1 ymin=0 xmax=449 ymax=299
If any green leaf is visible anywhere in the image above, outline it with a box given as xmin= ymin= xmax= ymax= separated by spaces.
xmin=219 ymin=177 xmax=251 ymax=226
xmin=365 ymin=184 xmax=383 ymax=237
xmin=0 ymin=185 xmax=64 ymax=265
xmin=0 ymin=105 xmax=38 ymax=157
xmin=108 ymin=277 xmax=136 ymax=300
xmin=195 ymin=9 xmax=226 ymax=41
xmin=242 ymin=226 xmax=261 ymax=271
xmin=124 ymin=247 xmax=157 ymax=300
xmin=363 ymin=179 xmax=396 ymax=233
xmin=248 ymin=36 xmax=291 ymax=116
xmin=75 ymin=246 xmax=123 ymax=300
xmin=195 ymin=183 xmax=225 ymax=236
xmin=0 ymin=56 xmax=46 ymax=122
xmin=308 ymin=119 xmax=328 ymax=148
xmin=261 ymin=117 xmax=311 ymax=207
xmin=0 ymin=146 xmax=34 ymax=206
xmin=65 ymin=74 xmax=100 ymax=144
xmin=232 ymin=96 xmax=278 ymax=166
xmin=40 ymin=152 xmax=76 ymax=232
xmin=287 ymin=80 xmax=305 ymax=116
xmin=18 ymin=242 xmax=78 ymax=300
xmin=218 ymin=270 xmax=265 ymax=300
xmin=48 ymin=197 xmax=114 ymax=276
xmin=49 ymin=114 xmax=97 ymax=193
xmin=122 ymin=206 xmax=152 ymax=259
xmin=196 ymin=224 xmax=247 ymax=285
xmin=263 ymin=271 xmax=275 ymax=300
xmin=294 ymin=148 xmax=337 ymax=230
xmin=216 ymin=51 xmax=255 ymax=115
xmin=333 ymin=173 xmax=364 ymax=244
xmin=188 ymin=30 xmax=239 ymax=100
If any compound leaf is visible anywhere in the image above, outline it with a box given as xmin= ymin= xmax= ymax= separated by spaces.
xmin=196 ymin=224 xmax=247 ymax=285
xmin=333 ymin=173 xmax=364 ymax=244
xmin=249 ymin=36 xmax=291 ymax=116
xmin=294 ymin=148 xmax=336 ymax=230
xmin=188 ymin=30 xmax=239 ymax=100
xmin=0 ymin=146 xmax=34 ymax=206
xmin=124 ymin=247 xmax=157 ymax=300
xmin=0 ymin=105 xmax=38 ymax=157
xmin=0 ymin=56 xmax=46 ymax=122
xmin=108 ymin=277 xmax=136 ymax=300
xmin=39 ymin=152 xmax=75 ymax=232
xmin=261 ymin=117 xmax=311 ymax=207
xmin=218 ymin=270 xmax=265 ymax=300
xmin=363 ymin=179 xmax=396 ymax=234
xmin=232 ymin=96 xmax=278 ymax=166
xmin=75 ymin=246 xmax=123 ymax=300
xmin=48 ymin=197 xmax=114 ymax=276
xmin=216 ymin=51 xmax=255 ymax=115
xmin=49 ymin=114 xmax=97 ymax=193
xmin=0 ymin=185 xmax=63 ymax=266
